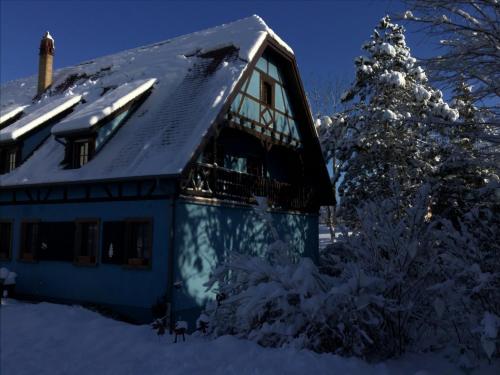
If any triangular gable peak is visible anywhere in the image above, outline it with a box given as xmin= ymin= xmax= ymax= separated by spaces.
xmin=181 ymin=36 xmax=334 ymax=210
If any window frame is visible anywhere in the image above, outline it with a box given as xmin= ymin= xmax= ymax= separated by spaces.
xmin=0 ymin=145 xmax=20 ymax=174
xmin=69 ymin=137 xmax=95 ymax=169
xmin=124 ymin=218 xmax=153 ymax=269
xmin=19 ymin=219 xmax=40 ymax=262
xmin=260 ymin=76 xmax=274 ymax=108
xmin=74 ymin=218 xmax=100 ymax=266
xmin=0 ymin=219 xmax=13 ymax=261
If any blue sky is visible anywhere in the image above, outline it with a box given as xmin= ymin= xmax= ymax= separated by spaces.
xmin=0 ymin=1 xmax=435 ymax=95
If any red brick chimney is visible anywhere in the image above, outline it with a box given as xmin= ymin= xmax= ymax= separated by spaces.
xmin=37 ymin=31 xmax=55 ymax=95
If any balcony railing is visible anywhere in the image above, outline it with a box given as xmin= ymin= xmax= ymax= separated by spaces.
xmin=181 ymin=162 xmax=316 ymax=211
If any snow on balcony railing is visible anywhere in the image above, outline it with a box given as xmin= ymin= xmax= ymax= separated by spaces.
xmin=0 ymin=95 xmax=82 ymax=142
xmin=51 ymin=78 xmax=157 ymax=136
xmin=0 ymin=105 xmax=29 ymax=126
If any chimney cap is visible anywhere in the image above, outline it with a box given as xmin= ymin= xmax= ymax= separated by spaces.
xmin=39 ymin=31 xmax=55 ymax=55
xmin=43 ymin=31 xmax=54 ymax=41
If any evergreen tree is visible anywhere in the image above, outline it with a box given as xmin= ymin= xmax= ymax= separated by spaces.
xmin=329 ymin=16 xmax=458 ymax=224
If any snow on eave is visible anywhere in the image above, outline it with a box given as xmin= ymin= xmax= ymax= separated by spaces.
xmin=52 ymin=78 xmax=157 ymax=136
xmin=0 ymin=95 xmax=82 ymax=142
xmin=252 ymin=15 xmax=294 ymax=55
xmin=0 ymin=105 xmax=29 ymax=125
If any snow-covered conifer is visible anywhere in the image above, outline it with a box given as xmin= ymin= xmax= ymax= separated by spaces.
xmin=323 ymin=15 xmax=458 ymax=225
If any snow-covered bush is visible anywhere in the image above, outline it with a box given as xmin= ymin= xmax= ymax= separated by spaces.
xmin=205 ymin=253 xmax=331 ymax=349
xmin=204 ymin=197 xmax=334 ymax=351
xmin=205 ymin=185 xmax=434 ymax=358
xmin=428 ymin=207 xmax=500 ymax=364
xmin=323 ymin=183 xmax=440 ymax=358
xmin=206 ymin=184 xmax=499 ymax=363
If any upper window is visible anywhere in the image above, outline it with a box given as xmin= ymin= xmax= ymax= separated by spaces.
xmin=68 ymin=139 xmax=94 ymax=169
xmin=76 ymin=140 xmax=91 ymax=167
xmin=0 ymin=221 xmax=13 ymax=260
xmin=0 ymin=147 xmax=18 ymax=174
xmin=261 ymin=79 xmax=273 ymax=106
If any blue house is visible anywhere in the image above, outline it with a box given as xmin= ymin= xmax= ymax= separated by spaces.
xmin=0 ymin=16 xmax=333 ymax=325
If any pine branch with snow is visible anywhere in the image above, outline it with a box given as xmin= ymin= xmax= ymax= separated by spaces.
xmin=401 ymin=0 xmax=500 ymax=111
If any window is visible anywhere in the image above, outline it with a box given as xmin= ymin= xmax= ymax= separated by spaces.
xmin=8 ymin=150 xmax=16 ymax=171
xmin=101 ymin=219 xmax=153 ymax=267
xmin=0 ymin=147 xmax=19 ymax=174
xmin=38 ymin=222 xmax=75 ymax=262
xmin=75 ymin=220 xmax=99 ymax=265
xmin=101 ymin=221 xmax=125 ymax=264
xmin=224 ymin=154 xmax=247 ymax=173
xmin=0 ymin=221 xmax=13 ymax=260
xmin=261 ymin=79 xmax=273 ymax=106
xmin=125 ymin=219 xmax=152 ymax=267
xmin=70 ymin=139 xmax=94 ymax=168
xmin=76 ymin=140 xmax=89 ymax=167
xmin=20 ymin=221 xmax=39 ymax=261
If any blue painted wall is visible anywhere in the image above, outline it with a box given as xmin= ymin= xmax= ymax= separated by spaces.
xmin=172 ymin=199 xmax=318 ymax=323
xmin=0 ymin=196 xmax=318 ymax=326
xmin=0 ymin=199 xmax=172 ymax=321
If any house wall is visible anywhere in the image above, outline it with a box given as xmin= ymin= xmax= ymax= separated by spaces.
xmin=0 ymin=190 xmax=319 ymax=327
xmin=0 ymin=199 xmax=172 ymax=322
xmin=172 ymin=198 xmax=318 ymax=325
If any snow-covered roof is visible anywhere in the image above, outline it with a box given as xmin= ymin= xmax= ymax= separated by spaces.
xmin=52 ymin=78 xmax=157 ymax=136
xmin=0 ymin=105 xmax=28 ymax=125
xmin=0 ymin=15 xmax=293 ymax=187
xmin=0 ymin=95 xmax=82 ymax=142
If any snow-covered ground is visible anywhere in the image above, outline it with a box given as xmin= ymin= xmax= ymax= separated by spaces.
xmin=1 ymin=300 xmax=498 ymax=375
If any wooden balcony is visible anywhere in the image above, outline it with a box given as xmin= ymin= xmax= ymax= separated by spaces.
xmin=181 ymin=162 xmax=317 ymax=212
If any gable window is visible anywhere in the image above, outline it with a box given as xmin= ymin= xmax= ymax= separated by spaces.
xmin=75 ymin=219 xmax=99 ymax=265
xmin=0 ymin=221 xmax=13 ymax=260
xmin=20 ymin=221 xmax=40 ymax=261
xmin=125 ymin=219 xmax=152 ymax=267
xmin=261 ymin=79 xmax=273 ymax=106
